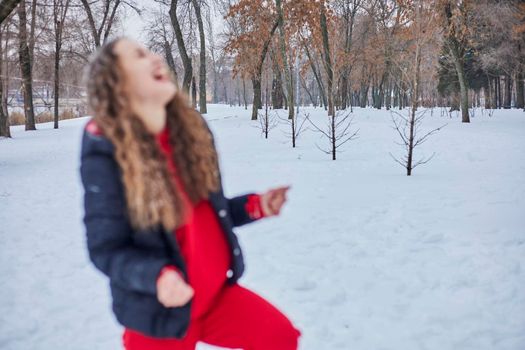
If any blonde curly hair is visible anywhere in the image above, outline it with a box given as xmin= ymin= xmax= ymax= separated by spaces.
xmin=84 ymin=38 xmax=220 ymax=232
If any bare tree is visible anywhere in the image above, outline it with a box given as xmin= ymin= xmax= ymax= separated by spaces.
xmin=53 ymin=0 xmax=70 ymax=129
xmin=301 ymin=39 xmax=327 ymax=110
xmin=191 ymin=0 xmax=206 ymax=113
xmin=319 ymin=2 xmax=334 ymax=116
xmin=205 ymin=8 xmax=221 ymax=103
xmin=441 ymin=0 xmax=471 ymax=123
xmin=144 ymin=5 xmax=180 ymax=87
xmin=256 ymin=79 xmax=278 ymax=139
xmin=306 ymin=111 xmax=359 ymax=160
xmin=275 ymin=0 xmax=294 ymax=120
xmin=0 ymin=16 xmax=10 ymax=137
xmin=390 ymin=0 xmax=446 ymax=176
xmin=336 ymin=0 xmax=361 ymax=110
xmin=390 ymin=110 xmax=446 ymax=175
xmin=169 ymin=0 xmax=192 ymax=94
xmin=18 ymin=0 xmax=35 ymax=130
xmin=278 ymin=110 xmax=308 ymax=148
xmin=80 ymin=0 xmax=139 ymax=48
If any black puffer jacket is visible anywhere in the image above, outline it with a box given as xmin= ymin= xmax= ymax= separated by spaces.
xmin=79 ymin=122 xmax=257 ymax=338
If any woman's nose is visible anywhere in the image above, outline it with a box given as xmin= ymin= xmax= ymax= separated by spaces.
xmin=151 ymin=53 xmax=164 ymax=66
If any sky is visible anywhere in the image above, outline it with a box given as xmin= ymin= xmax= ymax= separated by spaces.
xmin=120 ymin=1 xmax=225 ymax=45
xmin=121 ymin=2 xmax=155 ymax=42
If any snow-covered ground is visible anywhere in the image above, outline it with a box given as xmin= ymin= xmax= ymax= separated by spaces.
xmin=1 ymin=105 xmax=524 ymax=350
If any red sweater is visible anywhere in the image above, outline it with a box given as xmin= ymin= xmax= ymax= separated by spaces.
xmin=154 ymin=125 xmax=265 ymax=320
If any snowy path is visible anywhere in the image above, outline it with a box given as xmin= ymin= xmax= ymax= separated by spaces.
xmin=1 ymin=106 xmax=524 ymax=350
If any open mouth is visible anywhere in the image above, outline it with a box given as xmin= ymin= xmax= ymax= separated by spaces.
xmin=153 ymin=69 xmax=169 ymax=82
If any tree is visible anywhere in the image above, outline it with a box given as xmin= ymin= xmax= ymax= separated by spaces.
xmin=81 ymin=0 xmax=141 ymax=48
xmin=391 ymin=0 xmax=446 ymax=175
xmin=144 ymin=5 xmax=180 ymax=87
xmin=306 ymin=110 xmax=359 ymax=160
xmin=169 ymin=0 xmax=193 ymax=94
xmin=191 ymin=0 xmax=207 ymax=113
xmin=53 ymin=0 xmax=70 ymax=129
xmin=440 ymin=0 xmax=472 ymax=123
xmin=224 ymin=0 xmax=279 ymax=120
xmin=336 ymin=0 xmax=361 ymax=110
xmin=80 ymin=0 xmax=126 ymax=48
xmin=515 ymin=2 xmax=525 ymax=110
xmin=0 ymin=16 xmax=10 ymax=137
xmin=319 ymin=2 xmax=334 ymax=116
xmin=275 ymin=0 xmax=294 ymax=119
xmin=18 ymin=0 xmax=36 ymax=130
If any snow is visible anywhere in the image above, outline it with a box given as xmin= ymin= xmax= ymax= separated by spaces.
xmin=1 ymin=105 xmax=524 ymax=350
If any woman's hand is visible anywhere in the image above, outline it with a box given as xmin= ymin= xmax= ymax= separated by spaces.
xmin=260 ymin=185 xmax=291 ymax=217
xmin=156 ymin=269 xmax=194 ymax=308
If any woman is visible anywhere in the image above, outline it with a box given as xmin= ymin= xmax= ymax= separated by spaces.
xmin=80 ymin=37 xmax=301 ymax=350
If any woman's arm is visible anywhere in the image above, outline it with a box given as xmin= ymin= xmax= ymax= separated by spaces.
xmin=80 ymin=141 xmax=171 ymax=296
xmin=227 ymin=186 xmax=290 ymax=226
xmin=227 ymin=193 xmax=263 ymax=227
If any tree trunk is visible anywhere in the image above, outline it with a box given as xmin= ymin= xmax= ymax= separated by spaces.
xmin=398 ymin=85 xmax=404 ymax=109
xmin=271 ymin=54 xmax=284 ymax=109
xmin=191 ymin=0 xmax=207 ymax=114
xmin=320 ymin=4 xmax=334 ymax=116
xmin=251 ymin=76 xmax=261 ymax=120
xmin=331 ymin=107 xmax=336 ymax=160
xmin=53 ymin=0 xmax=69 ymax=129
xmin=360 ymin=82 xmax=368 ymax=108
xmin=504 ymin=74 xmax=512 ymax=109
xmin=452 ymin=51 xmax=469 ymax=122
xmin=18 ymin=1 xmax=35 ymax=130
xmin=393 ymin=84 xmax=399 ymax=109
xmin=497 ymin=76 xmax=502 ymax=108
xmin=242 ymin=78 xmax=247 ymax=109
xmin=28 ymin=0 xmax=36 ymax=67
xmin=53 ymin=35 xmax=60 ymax=129
xmin=223 ymin=80 xmax=228 ymax=105
xmin=407 ymin=1 xmax=424 ymax=176
xmin=444 ymin=2 xmax=469 ymax=122
xmin=493 ymin=76 xmax=498 ymax=109
xmin=341 ymin=76 xmax=348 ymax=110
xmin=450 ymin=91 xmax=460 ymax=111
xmin=164 ymin=41 xmax=179 ymax=88
xmin=300 ymin=75 xmax=316 ymax=107
xmin=235 ymin=80 xmax=240 ymax=106
xmin=169 ymin=0 xmax=192 ymax=94
xmin=376 ymin=73 xmax=387 ymax=109
xmin=516 ymin=71 xmax=524 ymax=109
xmin=191 ymin=76 xmax=197 ymax=108
xmin=340 ymin=3 xmax=357 ymax=111
xmin=484 ymin=84 xmax=491 ymax=109
xmin=80 ymin=0 xmax=101 ymax=47
xmin=385 ymin=82 xmax=392 ymax=110
xmin=303 ymin=42 xmax=327 ymax=109
xmin=251 ymin=20 xmax=278 ymax=120
xmin=212 ymin=71 xmax=218 ymax=104
xmin=0 ymin=27 xmax=10 ymax=137
xmin=275 ymin=0 xmax=294 ymax=120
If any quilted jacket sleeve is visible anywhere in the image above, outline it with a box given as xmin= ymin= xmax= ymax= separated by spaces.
xmin=80 ymin=131 xmax=171 ymax=295
xmin=227 ymin=193 xmax=265 ymax=227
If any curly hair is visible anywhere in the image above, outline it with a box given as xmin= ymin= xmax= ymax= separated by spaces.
xmin=84 ymin=38 xmax=220 ymax=232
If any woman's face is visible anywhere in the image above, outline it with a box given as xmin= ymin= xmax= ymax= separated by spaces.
xmin=114 ymin=39 xmax=176 ymax=129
